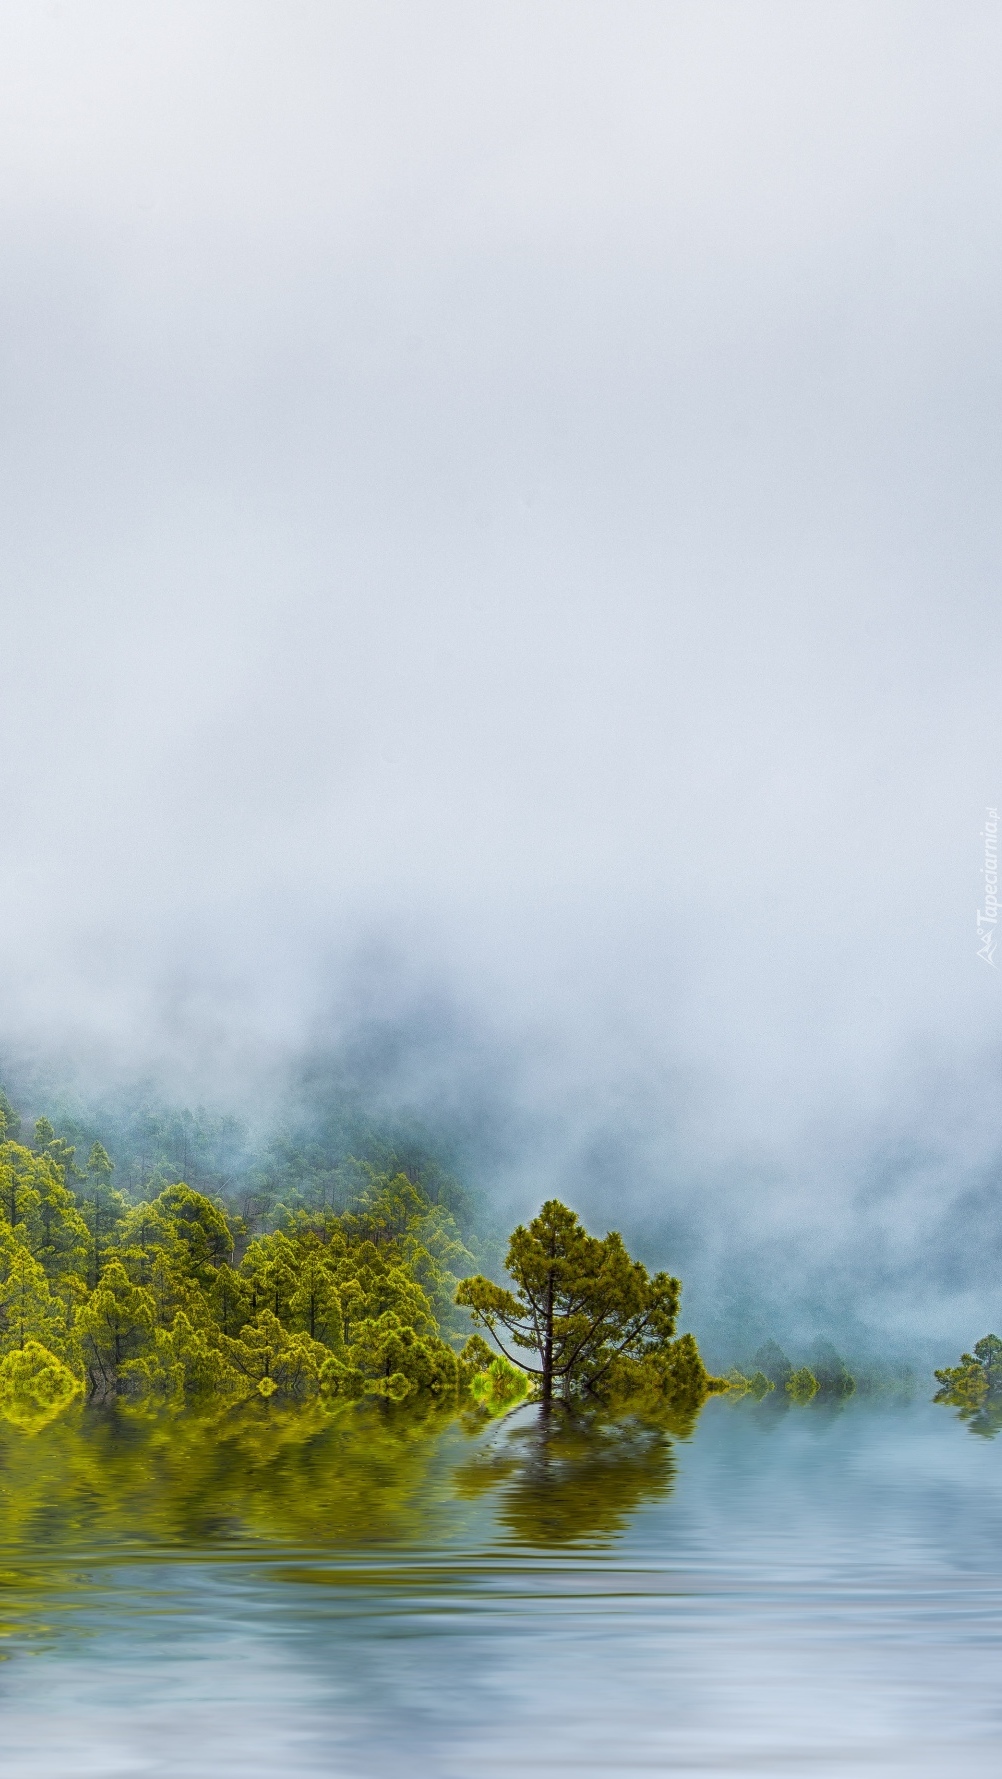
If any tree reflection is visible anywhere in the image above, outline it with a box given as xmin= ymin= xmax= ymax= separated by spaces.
xmin=452 ymin=1403 xmax=685 ymax=1546
xmin=947 ymin=1396 xmax=1002 ymax=1440
xmin=0 ymin=1396 xmax=466 ymax=1555
xmin=0 ymin=1391 xmax=709 ymax=1567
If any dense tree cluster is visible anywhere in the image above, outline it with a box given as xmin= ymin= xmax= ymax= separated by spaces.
xmin=0 ymin=1109 xmax=486 ymax=1422
xmin=726 ymin=1338 xmax=857 ymax=1404
xmin=934 ymin=1334 xmax=1002 ymax=1436
xmin=0 ymin=1105 xmax=718 ymax=1430
xmin=935 ymin=1333 xmax=1002 ymax=1403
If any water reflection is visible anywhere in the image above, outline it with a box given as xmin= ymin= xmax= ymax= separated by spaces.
xmin=0 ymin=1393 xmax=690 ymax=1562
xmin=2 ymin=1396 xmax=1002 ymax=1776
xmin=0 ymin=1396 xmax=464 ymax=1555
xmin=454 ymin=1404 xmax=681 ymax=1545
xmin=943 ymin=1396 xmax=1002 ymax=1439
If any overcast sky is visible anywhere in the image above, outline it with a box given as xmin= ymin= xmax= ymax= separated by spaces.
xmin=1 ymin=3 xmax=999 ymax=1273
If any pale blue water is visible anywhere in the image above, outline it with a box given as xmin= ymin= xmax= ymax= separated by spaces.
xmin=2 ymin=1393 xmax=1000 ymax=1776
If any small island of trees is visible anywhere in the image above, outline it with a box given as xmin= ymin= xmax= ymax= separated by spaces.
xmin=934 ymin=1334 xmax=1002 ymax=1437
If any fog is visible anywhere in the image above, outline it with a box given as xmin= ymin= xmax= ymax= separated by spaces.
xmin=1 ymin=2 xmax=999 ymax=1352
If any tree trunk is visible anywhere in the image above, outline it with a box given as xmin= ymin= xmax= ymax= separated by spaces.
xmin=541 ymin=1265 xmax=555 ymax=1405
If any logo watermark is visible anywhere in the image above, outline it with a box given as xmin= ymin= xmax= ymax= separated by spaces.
xmin=977 ymin=806 xmax=998 ymax=967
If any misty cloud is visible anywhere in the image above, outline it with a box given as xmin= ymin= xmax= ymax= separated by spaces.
xmin=0 ymin=2 xmax=999 ymax=1348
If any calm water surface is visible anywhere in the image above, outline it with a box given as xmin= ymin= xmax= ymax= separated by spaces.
xmin=0 ymin=1391 xmax=999 ymax=1776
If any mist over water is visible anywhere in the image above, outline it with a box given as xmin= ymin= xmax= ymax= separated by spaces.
xmin=1 ymin=2 xmax=1000 ymax=1357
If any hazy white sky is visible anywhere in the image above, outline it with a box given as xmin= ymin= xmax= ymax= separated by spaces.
xmin=1 ymin=3 xmax=999 ymax=1243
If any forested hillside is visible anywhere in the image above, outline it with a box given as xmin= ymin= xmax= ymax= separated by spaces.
xmin=0 ymin=1093 xmax=718 ymax=1430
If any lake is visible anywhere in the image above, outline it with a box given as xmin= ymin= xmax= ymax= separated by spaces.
xmin=0 ymin=1387 xmax=999 ymax=1776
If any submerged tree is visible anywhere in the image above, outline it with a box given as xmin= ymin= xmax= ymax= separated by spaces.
xmin=456 ymin=1199 xmax=720 ymax=1408
xmin=752 ymin=1340 xmax=794 ymax=1390
xmin=786 ymin=1366 xmax=819 ymax=1403
xmin=725 ymin=1368 xmax=774 ymax=1400
xmin=809 ymin=1340 xmax=855 ymax=1398
xmin=935 ymin=1335 xmax=1002 ymax=1436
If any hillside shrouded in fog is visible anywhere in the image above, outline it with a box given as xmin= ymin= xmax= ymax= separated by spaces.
xmin=1 ymin=2 xmax=999 ymax=1357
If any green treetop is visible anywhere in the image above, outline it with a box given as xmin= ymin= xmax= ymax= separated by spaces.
xmin=81 ymin=1143 xmax=127 ymax=1289
xmin=456 ymin=1199 xmax=717 ymax=1407
xmin=935 ymin=1334 xmax=1002 ymax=1434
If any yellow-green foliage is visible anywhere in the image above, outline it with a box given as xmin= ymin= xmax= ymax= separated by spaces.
xmin=934 ymin=1335 xmax=1002 ymax=1436
xmin=0 ymin=1387 xmax=691 ymax=1573
xmin=935 ymin=1334 xmax=1002 ymax=1405
xmin=456 ymin=1200 xmax=721 ymax=1409
xmin=936 ymin=1356 xmax=989 ymax=1408
xmin=0 ymin=1338 xmax=80 ymax=1432
xmin=468 ymin=1353 xmax=531 ymax=1413
xmin=0 ymin=1393 xmax=464 ymax=1562
xmin=0 ymin=1120 xmax=718 ymax=1433
xmin=725 ymin=1368 xmax=775 ymax=1400
xmin=786 ymin=1366 xmax=819 ymax=1403
xmin=451 ymin=1408 xmax=680 ymax=1544
xmin=0 ymin=1120 xmax=477 ymax=1424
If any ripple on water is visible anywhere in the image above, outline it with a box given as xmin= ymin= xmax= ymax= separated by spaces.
xmin=0 ymin=1394 xmax=1000 ymax=1776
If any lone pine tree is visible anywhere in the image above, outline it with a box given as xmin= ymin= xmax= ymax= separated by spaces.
xmin=455 ymin=1199 xmax=712 ymax=1406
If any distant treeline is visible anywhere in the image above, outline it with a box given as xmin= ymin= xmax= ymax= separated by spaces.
xmin=0 ymin=1079 xmax=478 ymax=1242
xmin=725 ymin=1337 xmax=916 ymax=1405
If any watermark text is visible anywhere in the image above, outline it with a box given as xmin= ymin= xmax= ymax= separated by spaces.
xmin=977 ymin=805 xmax=998 ymax=967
